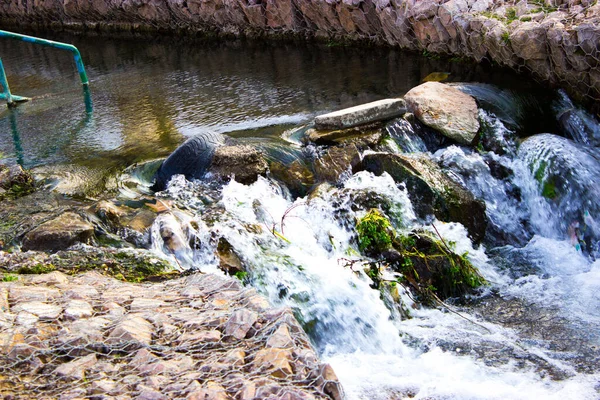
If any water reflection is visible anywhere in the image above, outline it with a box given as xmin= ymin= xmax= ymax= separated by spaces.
xmin=0 ymin=32 xmax=556 ymax=192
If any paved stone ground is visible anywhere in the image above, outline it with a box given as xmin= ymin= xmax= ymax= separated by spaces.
xmin=0 ymin=270 xmax=342 ymax=400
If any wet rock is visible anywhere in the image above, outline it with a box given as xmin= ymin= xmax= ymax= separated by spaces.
xmin=208 ymin=145 xmax=268 ymax=184
xmin=314 ymin=98 xmax=407 ymax=130
xmin=254 ymin=348 xmax=294 ymax=378
xmin=0 ymin=164 xmax=35 ymax=200
xmin=356 ymin=152 xmax=487 ymax=242
xmin=22 ymin=212 xmax=95 ymax=252
xmin=314 ymin=144 xmax=362 ymax=183
xmin=306 ymin=124 xmax=383 ymax=146
xmin=54 ymin=353 xmax=97 ymax=380
xmin=217 ymin=237 xmax=244 ymax=275
xmin=270 ymin=159 xmax=314 ymax=198
xmin=225 ymin=309 xmax=258 ymax=340
xmin=404 ymin=82 xmax=480 ymax=145
xmin=90 ymin=200 xmax=124 ymax=227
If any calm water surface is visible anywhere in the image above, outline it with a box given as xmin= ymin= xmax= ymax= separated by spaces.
xmin=0 ymin=32 xmax=552 ymax=176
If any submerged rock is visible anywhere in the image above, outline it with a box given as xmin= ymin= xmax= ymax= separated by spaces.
xmin=0 ymin=164 xmax=35 ymax=200
xmin=404 ymin=82 xmax=480 ymax=145
xmin=518 ymin=133 xmax=600 ymax=254
xmin=356 ymin=152 xmax=487 ymax=243
xmin=22 ymin=212 xmax=95 ymax=252
xmin=314 ymin=98 xmax=407 ymax=130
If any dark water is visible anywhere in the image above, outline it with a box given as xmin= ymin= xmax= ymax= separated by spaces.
xmin=0 ymin=32 xmax=555 ymax=187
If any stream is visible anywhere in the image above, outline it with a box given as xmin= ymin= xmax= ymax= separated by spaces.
xmin=2 ymin=33 xmax=600 ymax=399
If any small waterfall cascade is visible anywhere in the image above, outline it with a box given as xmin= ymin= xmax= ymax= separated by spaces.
xmin=145 ymin=93 xmax=600 ymax=400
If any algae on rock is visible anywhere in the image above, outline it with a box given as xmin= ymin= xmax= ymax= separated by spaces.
xmin=355 ymin=209 xmax=486 ymax=304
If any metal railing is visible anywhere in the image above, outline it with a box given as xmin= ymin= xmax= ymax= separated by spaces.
xmin=0 ymin=29 xmax=90 ymax=108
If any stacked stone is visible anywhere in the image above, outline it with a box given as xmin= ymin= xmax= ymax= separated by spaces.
xmin=0 ymin=270 xmax=342 ymax=400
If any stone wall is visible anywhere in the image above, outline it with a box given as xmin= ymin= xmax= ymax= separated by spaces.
xmin=1 ymin=1 xmax=599 ymax=101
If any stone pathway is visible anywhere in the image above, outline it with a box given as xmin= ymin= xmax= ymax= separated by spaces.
xmin=0 ymin=270 xmax=342 ymax=400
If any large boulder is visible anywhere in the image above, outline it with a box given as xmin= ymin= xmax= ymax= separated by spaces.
xmin=152 ymin=132 xmax=225 ymax=191
xmin=22 ymin=212 xmax=95 ymax=252
xmin=208 ymin=145 xmax=268 ymax=184
xmin=355 ymin=152 xmax=487 ymax=243
xmin=404 ymin=82 xmax=480 ymax=145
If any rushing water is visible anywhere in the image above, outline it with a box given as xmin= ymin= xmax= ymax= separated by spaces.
xmin=2 ymin=32 xmax=600 ymax=399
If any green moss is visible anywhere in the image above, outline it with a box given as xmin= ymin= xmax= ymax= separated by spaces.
xmin=532 ymin=161 xmax=558 ymax=199
xmin=356 ymin=209 xmax=393 ymax=253
xmin=393 ymin=232 xmax=485 ymax=304
xmin=1 ymin=274 xmax=18 ymax=282
xmin=0 ymin=168 xmax=35 ymax=201
xmin=506 ymin=7 xmax=518 ymax=22
xmin=234 ymin=270 xmax=248 ymax=282
xmin=47 ymin=250 xmax=176 ymax=282
xmin=17 ymin=263 xmax=56 ymax=274
xmin=501 ymin=31 xmax=511 ymax=45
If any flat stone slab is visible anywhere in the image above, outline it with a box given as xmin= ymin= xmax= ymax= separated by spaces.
xmin=314 ymin=98 xmax=406 ymax=130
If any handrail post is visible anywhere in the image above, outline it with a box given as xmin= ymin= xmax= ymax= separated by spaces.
xmin=0 ymin=57 xmax=15 ymax=106
xmin=0 ymin=30 xmax=89 ymax=86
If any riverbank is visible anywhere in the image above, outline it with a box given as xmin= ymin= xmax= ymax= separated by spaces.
xmin=1 ymin=0 xmax=599 ymax=105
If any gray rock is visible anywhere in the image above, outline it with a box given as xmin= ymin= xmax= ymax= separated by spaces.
xmin=54 ymin=353 xmax=97 ymax=380
xmin=225 ymin=309 xmax=258 ymax=340
xmin=15 ymin=311 xmax=38 ymax=326
xmin=13 ymin=301 xmax=62 ymax=320
xmin=208 ymin=145 xmax=269 ymax=184
xmin=30 ymin=271 xmax=69 ymax=286
xmin=404 ymin=82 xmax=480 ymax=145
xmin=315 ymin=98 xmax=407 ymax=130
xmin=64 ymin=300 xmax=94 ymax=320
xmin=266 ymin=324 xmax=294 ymax=349
xmin=22 ymin=212 xmax=95 ymax=252
xmin=9 ymin=286 xmax=61 ymax=302
xmin=130 ymin=298 xmax=167 ymax=313
xmin=107 ymin=315 xmax=153 ymax=348
xmin=0 ymin=287 xmax=8 ymax=312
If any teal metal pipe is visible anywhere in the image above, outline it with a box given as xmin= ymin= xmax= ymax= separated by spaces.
xmin=0 ymin=58 xmax=30 ymax=106
xmin=0 ymin=30 xmax=89 ymax=86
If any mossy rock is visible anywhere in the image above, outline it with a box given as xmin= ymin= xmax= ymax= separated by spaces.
xmin=391 ymin=231 xmax=486 ymax=303
xmin=0 ymin=247 xmax=177 ymax=283
xmin=355 ymin=152 xmax=487 ymax=243
xmin=355 ymin=210 xmax=485 ymax=304
xmin=0 ymin=164 xmax=35 ymax=201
